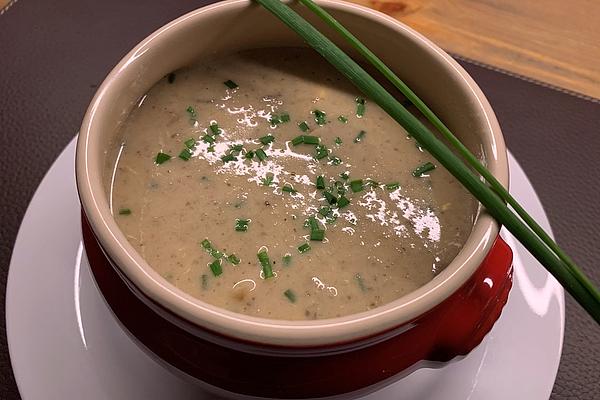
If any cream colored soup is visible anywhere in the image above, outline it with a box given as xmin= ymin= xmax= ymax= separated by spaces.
xmin=106 ymin=48 xmax=477 ymax=320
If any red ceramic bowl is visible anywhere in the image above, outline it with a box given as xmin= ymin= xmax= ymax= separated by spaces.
xmin=76 ymin=1 xmax=513 ymax=398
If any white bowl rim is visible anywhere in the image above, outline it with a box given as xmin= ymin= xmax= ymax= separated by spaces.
xmin=76 ymin=0 xmax=508 ymax=347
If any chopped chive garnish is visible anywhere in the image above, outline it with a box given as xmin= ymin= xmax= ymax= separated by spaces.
xmin=221 ymin=154 xmax=237 ymax=163
xmin=201 ymin=274 xmax=208 ymax=289
xmin=184 ymin=138 xmax=196 ymax=149
xmin=257 ymin=250 xmax=274 ymax=279
xmin=227 ymin=254 xmax=241 ymax=265
xmin=178 ymin=148 xmax=192 ymax=161
xmin=118 ymin=208 xmax=131 ymax=215
xmin=337 ymin=115 xmax=348 ymax=123
xmin=356 ymin=97 xmax=366 ymax=117
xmin=245 ymin=150 xmax=255 ymax=159
xmin=318 ymin=206 xmax=331 ymax=217
xmin=337 ymin=195 xmax=350 ymax=208
xmin=298 ymin=243 xmax=311 ymax=253
xmin=339 ymin=172 xmax=349 ymax=180
xmin=209 ymin=259 xmax=223 ymax=277
xmin=255 ymin=148 xmax=268 ymax=161
xmin=329 ymin=156 xmax=342 ymax=165
xmin=202 ymin=134 xmax=215 ymax=144
xmin=354 ymin=130 xmax=366 ymax=143
xmin=224 ymin=79 xmax=238 ymax=89
xmin=310 ymin=229 xmax=325 ymax=241
xmin=302 ymin=135 xmax=320 ymax=145
xmin=209 ymin=123 xmax=220 ymax=135
xmin=201 ymin=239 xmax=223 ymax=259
xmin=386 ymin=182 xmax=400 ymax=191
xmin=167 ymin=72 xmax=176 ymax=84
xmin=207 ymin=145 xmax=215 ymax=153
xmin=313 ymin=109 xmax=327 ymax=125
xmin=298 ymin=121 xmax=310 ymax=132
xmin=280 ymin=113 xmax=290 ymax=123
xmin=307 ymin=216 xmax=319 ymax=231
xmin=365 ymin=179 xmax=380 ymax=188
xmin=283 ymin=289 xmax=297 ymax=303
xmin=262 ymin=173 xmax=274 ymax=186
xmin=186 ymin=106 xmax=197 ymax=119
xmin=291 ymin=135 xmax=304 ymax=146
xmin=324 ymin=191 xmax=337 ymax=205
xmin=155 ymin=152 xmax=172 ymax=165
xmin=335 ymin=136 xmax=343 ymax=145
xmin=355 ymin=273 xmax=367 ymax=292
xmin=235 ymin=219 xmax=250 ymax=232
xmin=316 ymin=175 xmax=325 ymax=189
xmin=315 ymin=144 xmax=328 ymax=160
xmin=413 ymin=162 xmax=436 ymax=177
xmin=350 ymin=179 xmax=364 ymax=193
xmin=229 ymin=144 xmax=244 ymax=155
xmin=269 ymin=115 xmax=281 ymax=125
xmin=282 ymin=253 xmax=292 ymax=266
xmin=282 ymin=185 xmax=297 ymax=194
xmin=259 ymin=134 xmax=275 ymax=145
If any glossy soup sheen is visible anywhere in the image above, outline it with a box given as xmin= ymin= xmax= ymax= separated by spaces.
xmin=106 ymin=47 xmax=477 ymax=320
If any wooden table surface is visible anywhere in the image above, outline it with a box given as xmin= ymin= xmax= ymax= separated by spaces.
xmin=2 ymin=0 xmax=597 ymax=98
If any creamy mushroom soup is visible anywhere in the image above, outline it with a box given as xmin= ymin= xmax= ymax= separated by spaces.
xmin=105 ymin=48 xmax=477 ymax=320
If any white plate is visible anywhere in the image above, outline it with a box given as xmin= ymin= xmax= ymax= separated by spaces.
xmin=6 ymin=138 xmax=565 ymax=400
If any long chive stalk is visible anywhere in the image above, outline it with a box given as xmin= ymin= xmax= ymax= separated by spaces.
xmin=296 ymin=0 xmax=600 ymax=310
xmin=254 ymin=0 xmax=600 ymax=323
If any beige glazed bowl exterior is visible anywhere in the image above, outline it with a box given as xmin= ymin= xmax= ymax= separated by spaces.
xmin=76 ymin=0 xmax=508 ymax=348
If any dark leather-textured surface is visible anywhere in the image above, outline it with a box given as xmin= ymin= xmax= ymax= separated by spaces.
xmin=0 ymin=0 xmax=598 ymax=398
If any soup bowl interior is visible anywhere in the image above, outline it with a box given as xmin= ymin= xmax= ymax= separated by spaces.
xmin=77 ymin=0 xmax=508 ymax=347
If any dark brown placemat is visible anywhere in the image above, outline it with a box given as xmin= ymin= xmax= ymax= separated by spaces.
xmin=0 ymin=0 xmax=598 ymax=399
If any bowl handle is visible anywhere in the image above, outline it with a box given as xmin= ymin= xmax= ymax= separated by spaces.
xmin=429 ymin=236 xmax=513 ymax=360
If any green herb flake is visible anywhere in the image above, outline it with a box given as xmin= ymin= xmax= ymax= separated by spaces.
xmin=184 ymin=138 xmax=196 ymax=149
xmin=186 ymin=106 xmax=197 ymax=119
xmin=338 ymin=115 xmax=348 ymax=123
xmin=291 ymin=135 xmax=304 ymax=146
xmin=356 ymin=97 xmax=366 ymax=117
xmin=337 ymin=195 xmax=350 ymax=208
xmin=118 ymin=208 xmax=131 ymax=215
xmin=209 ymin=259 xmax=223 ymax=277
xmin=235 ymin=219 xmax=250 ymax=232
xmin=209 ymin=123 xmax=220 ymax=135
xmin=221 ymin=153 xmax=237 ymax=163
xmin=354 ymin=130 xmax=366 ymax=143
xmin=262 ymin=173 xmax=274 ymax=186
xmin=307 ymin=216 xmax=319 ymax=231
xmin=255 ymin=148 xmax=268 ymax=161
xmin=224 ymin=79 xmax=238 ymax=89
xmin=259 ymin=134 xmax=275 ymax=145
xmin=310 ymin=229 xmax=325 ymax=241
xmin=298 ymin=121 xmax=310 ymax=132
xmin=316 ymin=175 xmax=325 ymax=189
xmin=269 ymin=115 xmax=281 ymax=125
xmin=339 ymin=172 xmax=349 ymax=180
xmin=282 ymin=253 xmax=292 ymax=266
xmin=245 ymin=150 xmax=255 ymax=159
xmin=302 ymin=135 xmax=320 ymax=145
xmin=324 ymin=191 xmax=337 ymax=205
xmin=227 ymin=254 xmax=241 ymax=265
xmin=313 ymin=109 xmax=327 ymax=125
xmin=207 ymin=145 xmax=215 ymax=153
xmin=284 ymin=289 xmax=297 ymax=303
xmin=413 ymin=162 xmax=436 ymax=177
xmin=282 ymin=185 xmax=297 ymax=194
xmin=335 ymin=136 xmax=343 ymax=145
xmin=329 ymin=156 xmax=342 ymax=165
xmin=155 ymin=152 xmax=172 ymax=165
xmin=257 ymin=250 xmax=274 ymax=279
xmin=201 ymin=239 xmax=223 ymax=259
xmin=315 ymin=144 xmax=328 ymax=160
xmin=386 ymin=182 xmax=400 ymax=191
xmin=355 ymin=273 xmax=367 ymax=292
xmin=202 ymin=134 xmax=215 ymax=144
xmin=350 ymin=180 xmax=364 ymax=193
xmin=178 ymin=148 xmax=192 ymax=161
xmin=280 ymin=113 xmax=290 ymax=123
xmin=298 ymin=243 xmax=311 ymax=254
xmin=318 ymin=206 xmax=331 ymax=217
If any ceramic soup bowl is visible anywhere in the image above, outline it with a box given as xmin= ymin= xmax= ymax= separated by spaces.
xmin=76 ymin=0 xmax=513 ymax=398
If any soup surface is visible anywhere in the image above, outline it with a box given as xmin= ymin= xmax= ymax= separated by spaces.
xmin=106 ymin=47 xmax=477 ymax=320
